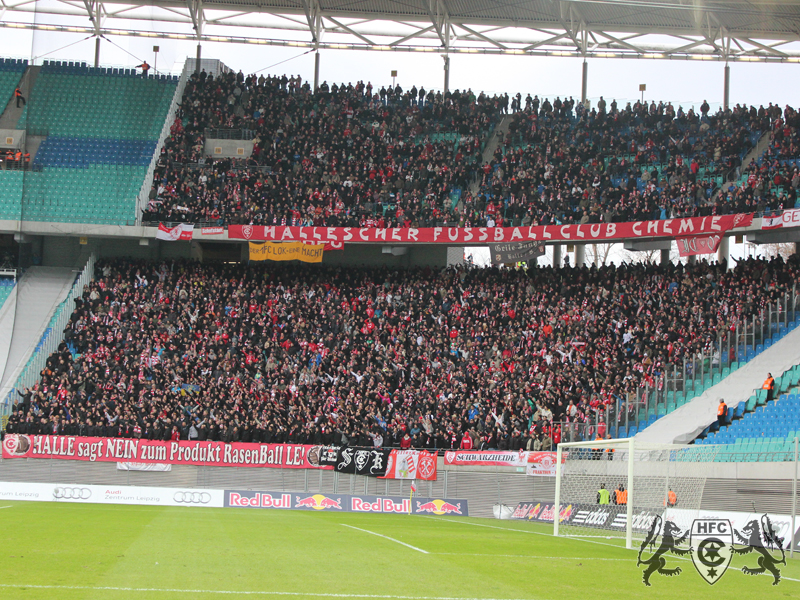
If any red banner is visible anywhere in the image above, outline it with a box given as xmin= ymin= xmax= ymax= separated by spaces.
xmin=2 ymin=434 xmax=333 ymax=469
xmin=380 ymin=449 xmax=437 ymax=480
xmin=526 ymin=452 xmax=559 ymax=477
xmin=228 ymin=214 xmax=752 ymax=245
xmin=761 ymin=209 xmax=800 ymax=230
xmin=443 ymin=450 xmax=533 ymax=467
xmin=676 ymin=234 xmax=723 ymax=257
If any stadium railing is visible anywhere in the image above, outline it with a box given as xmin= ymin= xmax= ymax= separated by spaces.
xmin=615 ymin=283 xmax=800 ymax=436
xmin=135 ymin=61 xmax=190 ymax=225
xmin=0 ymin=254 xmax=96 ymax=419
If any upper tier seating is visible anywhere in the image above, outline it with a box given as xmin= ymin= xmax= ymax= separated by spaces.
xmin=0 ymin=276 xmax=15 ymax=309
xmin=0 ymin=58 xmax=26 ymax=110
xmin=695 ymin=365 xmax=800 ymax=461
xmin=18 ymin=62 xmax=176 ymax=139
xmin=143 ymin=68 xmax=792 ymax=228
xmin=3 ymin=61 xmax=178 ymax=225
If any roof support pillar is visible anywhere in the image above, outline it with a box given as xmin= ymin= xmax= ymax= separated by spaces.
xmin=660 ymin=248 xmax=671 ymax=266
xmin=188 ymin=1 xmax=204 ymax=74
xmin=443 ymin=54 xmax=450 ymax=94
xmin=314 ymin=50 xmax=320 ymax=92
xmin=723 ymin=63 xmax=730 ymax=110
xmin=574 ymin=244 xmax=585 ymax=268
xmin=717 ymin=235 xmax=729 ymax=268
xmin=551 ymin=244 xmax=562 ymax=269
xmin=581 ymin=59 xmax=588 ymax=103
xmin=83 ymin=1 xmax=104 ymax=67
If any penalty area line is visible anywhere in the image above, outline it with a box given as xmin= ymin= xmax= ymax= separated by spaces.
xmin=340 ymin=523 xmax=429 ymax=554
xmin=0 ymin=584 xmax=540 ymax=600
xmin=433 ymin=553 xmax=628 ymax=561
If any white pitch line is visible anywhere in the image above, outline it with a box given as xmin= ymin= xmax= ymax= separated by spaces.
xmin=0 ymin=506 xmax=13 ymax=509
xmin=422 ymin=517 xmax=800 ymax=583
xmin=0 ymin=584 xmax=539 ymax=600
xmin=432 ymin=553 xmax=628 ymax=561
xmin=419 ymin=516 xmax=630 ymax=552
xmin=341 ymin=523 xmax=429 ymax=554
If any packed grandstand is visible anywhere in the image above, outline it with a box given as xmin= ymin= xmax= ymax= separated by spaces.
xmin=3 ymin=255 xmax=798 ymax=450
xmin=139 ymin=68 xmax=795 ymax=229
xmin=1 ymin=57 xmax=800 ymax=456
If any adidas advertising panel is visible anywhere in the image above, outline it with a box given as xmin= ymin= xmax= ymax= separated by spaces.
xmin=0 ymin=481 xmax=224 ymax=507
xmin=225 ymin=489 xmax=469 ymax=516
xmin=510 ymin=501 xmax=665 ymax=532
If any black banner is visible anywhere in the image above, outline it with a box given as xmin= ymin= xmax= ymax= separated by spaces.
xmin=325 ymin=446 xmax=391 ymax=477
xmin=489 ymin=241 xmax=545 ymax=265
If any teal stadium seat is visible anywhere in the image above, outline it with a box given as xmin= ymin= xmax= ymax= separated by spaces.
xmin=9 ymin=62 xmax=177 ymax=225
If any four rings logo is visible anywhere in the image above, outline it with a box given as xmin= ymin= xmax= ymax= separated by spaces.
xmin=53 ymin=487 xmax=91 ymax=500
xmin=173 ymin=491 xmax=212 ymax=504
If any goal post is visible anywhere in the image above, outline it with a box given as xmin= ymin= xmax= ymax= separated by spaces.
xmin=553 ymin=437 xmax=720 ymax=549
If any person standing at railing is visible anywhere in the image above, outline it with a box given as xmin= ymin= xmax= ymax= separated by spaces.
xmin=763 ymin=373 xmax=775 ymax=402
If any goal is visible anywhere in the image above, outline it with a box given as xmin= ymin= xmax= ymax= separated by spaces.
xmin=553 ymin=438 xmax=721 ymax=548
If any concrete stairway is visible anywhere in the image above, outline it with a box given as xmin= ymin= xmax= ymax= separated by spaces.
xmin=637 ymin=324 xmax=800 ymax=444
xmin=711 ymin=129 xmax=772 ymax=203
xmin=0 ymin=65 xmax=40 ymax=129
xmin=468 ymin=114 xmax=512 ymax=197
xmin=0 ymin=266 xmax=77 ymax=392
xmin=0 ymin=285 xmax=18 ymax=386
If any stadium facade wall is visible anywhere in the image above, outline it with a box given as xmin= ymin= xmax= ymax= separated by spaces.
xmin=36 ymin=235 xmax=452 ymax=267
xmin=0 ymin=458 xmax=795 ymax=518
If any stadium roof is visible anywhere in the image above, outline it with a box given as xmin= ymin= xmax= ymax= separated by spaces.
xmin=4 ymin=0 xmax=800 ymax=61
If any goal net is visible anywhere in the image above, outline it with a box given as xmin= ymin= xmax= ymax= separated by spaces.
xmin=553 ymin=438 xmax=721 ymax=548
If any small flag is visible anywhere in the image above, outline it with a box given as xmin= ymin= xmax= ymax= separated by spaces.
xmin=410 ymin=482 xmax=417 ymax=493
xmin=156 ymin=222 xmax=194 ymax=241
xmin=761 ymin=213 xmax=784 ymax=230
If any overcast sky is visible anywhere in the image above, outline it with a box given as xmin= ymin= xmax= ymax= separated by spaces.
xmin=7 ymin=14 xmax=800 ymax=110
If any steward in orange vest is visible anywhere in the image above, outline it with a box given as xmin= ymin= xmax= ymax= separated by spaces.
xmin=666 ymin=489 xmax=677 ymax=507
xmin=717 ymin=399 xmax=727 ymax=427
xmin=763 ymin=373 xmax=775 ymax=402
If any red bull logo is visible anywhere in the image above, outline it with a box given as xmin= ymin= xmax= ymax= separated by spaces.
xmin=415 ymin=499 xmax=463 ymax=516
xmin=526 ymin=503 xmax=543 ymax=520
xmin=294 ymin=494 xmax=343 ymax=510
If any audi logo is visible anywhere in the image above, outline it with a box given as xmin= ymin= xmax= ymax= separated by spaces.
xmin=53 ymin=487 xmax=92 ymax=500
xmin=173 ymin=491 xmax=211 ymax=504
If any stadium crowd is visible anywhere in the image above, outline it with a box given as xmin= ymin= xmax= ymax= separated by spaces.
xmin=5 ymin=255 xmax=799 ymax=449
xmin=142 ymin=67 xmax=797 ymax=230
xmin=469 ymin=98 xmax=782 ymax=229
xmin=143 ymin=69 xmax=501 ymax=227
xmin=733 ymin=104 xmax=800 ymax=211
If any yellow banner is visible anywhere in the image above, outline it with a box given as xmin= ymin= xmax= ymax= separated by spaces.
xmin=249 ymin=242 xmax=324 ymax=263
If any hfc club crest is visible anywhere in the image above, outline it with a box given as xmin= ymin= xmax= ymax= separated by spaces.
xmin=690 ymin=519 xmax=733 ymax=585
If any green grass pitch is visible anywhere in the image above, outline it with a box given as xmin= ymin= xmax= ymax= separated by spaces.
xmin=0 ymin=501 xmax=798 ymax=599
